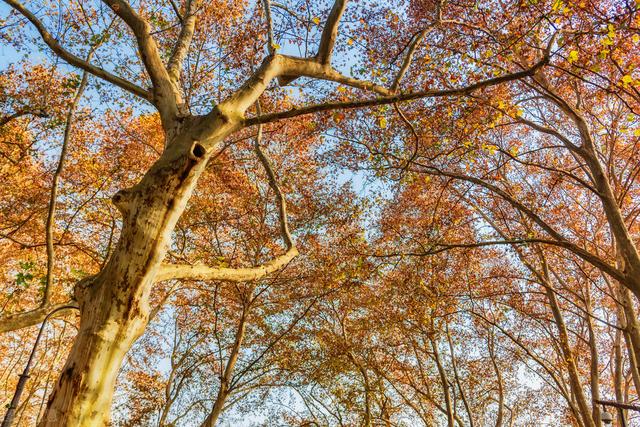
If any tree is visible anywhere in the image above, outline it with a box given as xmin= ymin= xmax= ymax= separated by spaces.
xmin=3 ymin=0 xmax=635 ymax=425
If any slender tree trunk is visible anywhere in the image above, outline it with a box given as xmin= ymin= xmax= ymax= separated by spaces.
xmin=201 ymin=302 xmax=249 ymax=427
xmin=613 ymin=329 xmax=627 ymax=427
xmin=544 ymin=286 xmax=596 ymax=427
xmin=431 ymin=336 xmax=454 ymax=427
xmin=585 ymin=287 xmax=601 ymax=427
xmin=445 ymin=323 xmax=474 ymax=427
xmin=40 ymin=122 xmax=228 ymax=426
xmin=612 ymin=284 xmax=640 ymax=403
xmin=488 ymin=332 xmax=504 ymax=427
xmin=619 ymin=285 xmax=640 ymax=364
xmin=346 ymin=351 xmax=372 ymax=427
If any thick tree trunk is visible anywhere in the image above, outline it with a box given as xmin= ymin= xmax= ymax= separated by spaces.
xmin=39 ymin=291 xmax=147 ymax=426
xmin=39 ymin=122 xmax=228 ymax=426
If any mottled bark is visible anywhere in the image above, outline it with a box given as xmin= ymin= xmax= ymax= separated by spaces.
xmin=39 ymin=121 xmax=231 ymax=426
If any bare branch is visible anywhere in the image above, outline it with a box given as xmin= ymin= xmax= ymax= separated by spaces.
xmin=102 ymin=0 xmax=181 ymax=123
xmin=167 ymin=0 xmax=197 ymax=84
xmin=155 ymin=247 xmax=298 ymax=282
xmin=245 ymin=54 xmax=549 ymax=126
xmin=159 ymin=101 xmax=298 ymax=283
xmin=43 ymin=68 xmax=90 ymax=306
xmin=262 ymin=0 xmax=275 ymax=55
xmin=392 ymin=28 xmax=429 ymax=92
xmin=0 ymin=302 xmax=78 ymax=333
xmin=373 ymin=238 xmax=573 ymax=257
xmin=316 ymin=0 xmax=348 ymax=64
xmin=3 ymin=0 xmax=150 ymax=100
xmin=254 ymin=101 xmax=294 ymax=249
xmin=169 ymin=0 xmax=184 ymax=22
xmin=0 ymin=108 xmax=48 ymax=127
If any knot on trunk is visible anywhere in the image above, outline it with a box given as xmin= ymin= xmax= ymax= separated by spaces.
xmin=112 ymin=189 xmax=134 ymax=214
xmin=73 ymin=275 xmax=96 ymax=305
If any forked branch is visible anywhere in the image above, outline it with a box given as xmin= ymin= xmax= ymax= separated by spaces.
xmin=157 ymin=102 xmax=297 ymax=283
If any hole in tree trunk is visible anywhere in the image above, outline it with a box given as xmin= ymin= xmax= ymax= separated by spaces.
xmin=191 ymin=142 xmax=206 ymax=159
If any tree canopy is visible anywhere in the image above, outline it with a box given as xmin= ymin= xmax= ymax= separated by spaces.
xmin=1 ymin=0 xmax=640 ymax=425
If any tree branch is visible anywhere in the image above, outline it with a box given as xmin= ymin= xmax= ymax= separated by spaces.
xmin=155 ymin=247 xmax=298 ymax=282
xmin=3 ymin=0 xmax=150 ymax=100
xmin=261 ymin=0 xmax=275 ymax=55
xmin=412 ymin=164 xmax=626 ymax=284
xmin=43 ymin=67 xmax=90 ymax=306
xmin=392 ymin=28 xmax=429 ymax=92
xmin=167 ymin=0 xmax=196 ymax=84
xmin=316 ymin=0 xmax=348 ymax=64
xmin=254 ymin=101 xmax=294 ymax=249
xmin=102 ymin=0 xmax=181 ymax=124
xmin=373 ymin=238 xmax=573 ymax=257
xmin=0 ymin=302 xmax=78 ymax=333
xmin=0 ymin=108 xmax=48 ymax=127
xmin=244 ymin=54 xmax=549 ymax=126
xmin=159 ymin=100 xmax=297 ymax=283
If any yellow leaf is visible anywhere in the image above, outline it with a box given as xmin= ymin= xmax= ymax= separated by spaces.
xmin=635 ymin=129 xmax=640 ymax=137
xmin=568 ymin=50 xmax=578 ymax=63
xmin=271 ymin=42 xmax=280 ymax=50
xmin=622 ymin=75 xmax=633 ymax=85
xmin=633 ymin=34 xmax=640 ymax=44
xmin=486 ymin=144 xmax=498 ymax=155
xmin=378 ymin=117 xmax=387 ymax=129
xmin=347 ymin=38 xmax=354 ymax=46
xmin=312 ymin=16 xmax=320 ymax=25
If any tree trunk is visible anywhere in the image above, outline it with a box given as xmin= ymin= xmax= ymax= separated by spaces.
xmin=613 ymin=329 xmax=627 ymax=427
xmin=488 ymin=332 xmax=504 ymax=427
xmin=619 ymin=285 xmax=640 ymax=364
xmin=40 ymin=123 xmax=226 ymax=426
xmin=201 ymin=302 xmax=249 ymax=427
xmin=445 ymin=323 xmax=474 ymax=427
xmin=431 ymin=336 xmax=455 ymax=427
xmin=585 ymin=287 xmax=601 ymax=427
xmin=544 ymin=286 xmax=596 ymax=427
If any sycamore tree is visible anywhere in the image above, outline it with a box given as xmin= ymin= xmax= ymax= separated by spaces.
xmin=3 ymin=0 xmax=625 ymax=425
